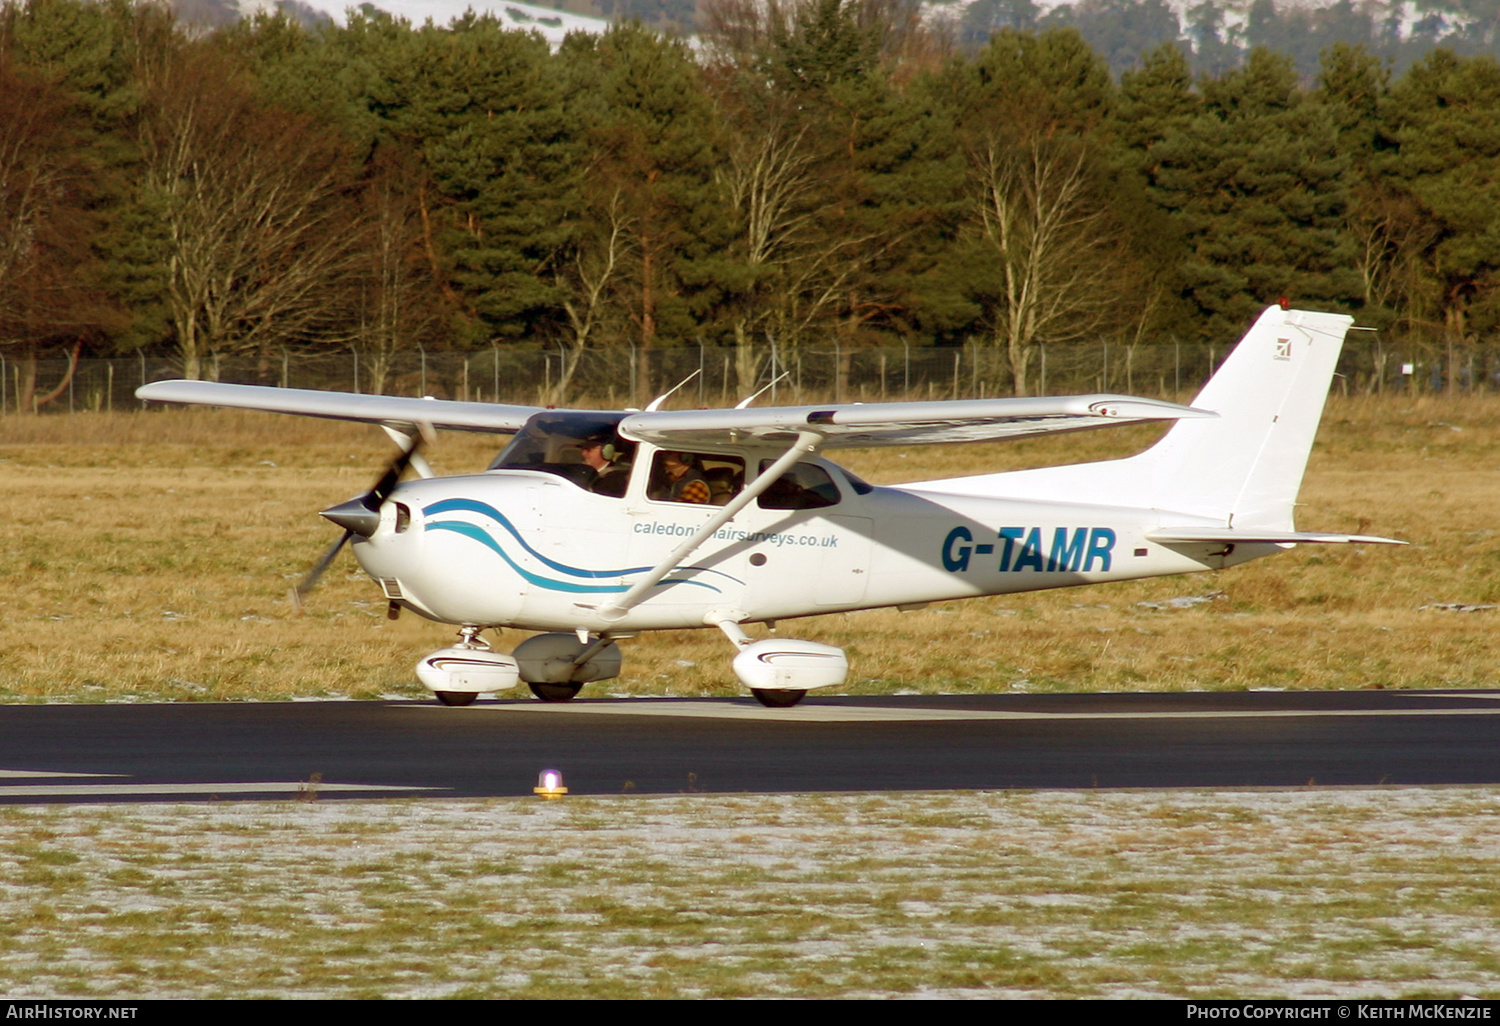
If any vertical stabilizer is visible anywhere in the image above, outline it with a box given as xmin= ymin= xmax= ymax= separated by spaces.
xmin=1131 ymin=306 xmax=1352 ymax=528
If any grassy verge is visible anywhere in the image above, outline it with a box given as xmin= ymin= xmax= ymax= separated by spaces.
xmin=0 ymin=789 xmax=1497 ymax=998
xmin=0 ymin=394 xmax=1493 ymax=701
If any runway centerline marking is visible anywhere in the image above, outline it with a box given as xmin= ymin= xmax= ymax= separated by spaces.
xmin=406 ymin=700 xmax=1500 ymax=724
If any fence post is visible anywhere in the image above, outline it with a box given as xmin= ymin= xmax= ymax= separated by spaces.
xmin=107 ymin=362 xmax=113 ymax=413
xmin=833 ymin=337 xmax=841 ymax=402
xmin=770 ymin=335 xmax=779 ymax=403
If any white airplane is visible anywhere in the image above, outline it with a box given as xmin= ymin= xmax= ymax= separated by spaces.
xmin=137 ymin=306 xmax=1401 ymax=707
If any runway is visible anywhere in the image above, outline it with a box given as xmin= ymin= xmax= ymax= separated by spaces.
xmin=1 ymin=689 xmax=1497 ymax=803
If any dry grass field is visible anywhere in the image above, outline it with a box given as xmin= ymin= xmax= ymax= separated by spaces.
xmin=0 ymin=394 xmax=1494 ymax=703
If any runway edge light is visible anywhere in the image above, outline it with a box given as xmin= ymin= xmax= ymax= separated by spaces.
xmin=534 ymin=769 xmax=568 ymax=800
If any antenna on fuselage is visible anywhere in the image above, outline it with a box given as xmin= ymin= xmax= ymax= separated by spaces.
xmin=644 ymin=369 xmax=702 ymax=412
xmin=735 ymin=372 xmax=790 ymax=409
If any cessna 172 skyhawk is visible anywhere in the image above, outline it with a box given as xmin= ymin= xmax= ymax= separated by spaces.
xmin=137 ymin=306 xmax=1399 ymax=707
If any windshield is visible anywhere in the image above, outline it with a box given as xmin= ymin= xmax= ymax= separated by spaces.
xmin=488 ymin=411 xmax=635 ymax=493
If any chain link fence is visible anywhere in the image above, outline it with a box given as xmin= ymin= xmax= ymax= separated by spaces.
xmin=0 ymin=336 xmax=1486 ymax=415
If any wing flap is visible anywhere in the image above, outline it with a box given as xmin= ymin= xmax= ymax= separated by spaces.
xmin=136 ymin=381 xmax=543 ymax=433
xmin=621 ymin=394 xmax=1214 ymax=451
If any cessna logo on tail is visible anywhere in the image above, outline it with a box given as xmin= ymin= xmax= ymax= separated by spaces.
xmin=943 ymin=526 xmax=1116 ymax=573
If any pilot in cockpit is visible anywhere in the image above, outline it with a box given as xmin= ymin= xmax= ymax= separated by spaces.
xmin=580 ymin=432 xmax=631 ymax=498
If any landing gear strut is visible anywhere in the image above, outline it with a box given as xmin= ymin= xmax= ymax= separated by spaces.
xmin=514 ymin=632 xmax=623 ymax=703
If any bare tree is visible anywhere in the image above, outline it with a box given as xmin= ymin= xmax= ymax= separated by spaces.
xmin=551 ymin=187 xmax=635 ymax=404
xmin=140 ymin=49 xmax=357 ymax=379
xmin=968 ymin=134 xmax=1130 ymax=395
xmin=716 ymin=114 xmax=821 ymax=388
xmin=345 ymin=148 xmax=444 ymax=395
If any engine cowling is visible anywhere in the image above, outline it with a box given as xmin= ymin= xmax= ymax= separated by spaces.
xmin=731 ymin=639 xmax=848 ymax=692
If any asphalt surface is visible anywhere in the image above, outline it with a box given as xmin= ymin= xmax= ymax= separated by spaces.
xmin=1 ymin=690 xmax=1498 ymax=803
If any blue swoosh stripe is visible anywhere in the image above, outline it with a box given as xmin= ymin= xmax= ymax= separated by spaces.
xmin=425 ymin=521 xmax=723 ymax=596
xmin=421 ymin=497 xmax=743 ymax=588
xmin=423 ymin=498 xmax=651 ymax=579
xmin=426 ymin=522 xmax=631 ymax=594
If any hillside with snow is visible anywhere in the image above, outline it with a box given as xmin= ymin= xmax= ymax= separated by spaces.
xmin=241 ymin=0 xmax=612 ymax=44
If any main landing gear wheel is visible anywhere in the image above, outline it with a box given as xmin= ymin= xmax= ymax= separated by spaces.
xmin=435 ymin=691 xmax=478 ymax=707
xmin=528 ymin=681 xmax=583 ymax=703
xmin=752 ymin=689 xmax=807 ymax=709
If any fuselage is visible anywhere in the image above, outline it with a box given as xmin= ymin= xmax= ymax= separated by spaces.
xmin=351 ymin=439 xmax=1278 ymax=634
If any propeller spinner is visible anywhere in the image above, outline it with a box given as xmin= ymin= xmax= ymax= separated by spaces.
xmin=290 ymin=428 xmax=428 ymax=612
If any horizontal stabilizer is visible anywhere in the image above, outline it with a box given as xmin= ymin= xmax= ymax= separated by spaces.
xmin=1147 ymin=528 xmax=1405 ymax=546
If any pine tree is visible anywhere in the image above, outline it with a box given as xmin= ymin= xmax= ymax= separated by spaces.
xmin=1150 ymin=48 xmax=1360 ymax=339
xmin=1382 ymin=48 xmax=1500 ymax=387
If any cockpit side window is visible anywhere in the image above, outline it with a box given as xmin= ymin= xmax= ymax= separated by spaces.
xmin=489 ymin=412 xmax=635 ymax=496
xmin=648 ymin=451 xmax=745 ymax=506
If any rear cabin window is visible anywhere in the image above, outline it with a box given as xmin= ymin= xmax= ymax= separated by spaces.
xmin=757 ymin=460 xmax=841 ymax=510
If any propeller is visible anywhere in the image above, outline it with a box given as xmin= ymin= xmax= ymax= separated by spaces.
xmin=290 ymin=423 xmax=431 ymax=612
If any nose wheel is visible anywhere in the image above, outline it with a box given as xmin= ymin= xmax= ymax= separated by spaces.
xmin=751 ymin=688 xmax=807 ymax=708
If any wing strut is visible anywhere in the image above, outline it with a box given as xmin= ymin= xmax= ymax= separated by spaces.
xmin=593 ymin=429 xmax=823 ymax=623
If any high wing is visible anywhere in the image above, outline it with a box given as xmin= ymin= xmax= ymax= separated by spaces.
xmin=135 ymin=380 xmax=546 ymax=433
xmin=620 ymin=395 xmax=1214 ymax=451
xmin=136 ymin=381 xmax=1212 ymax=448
